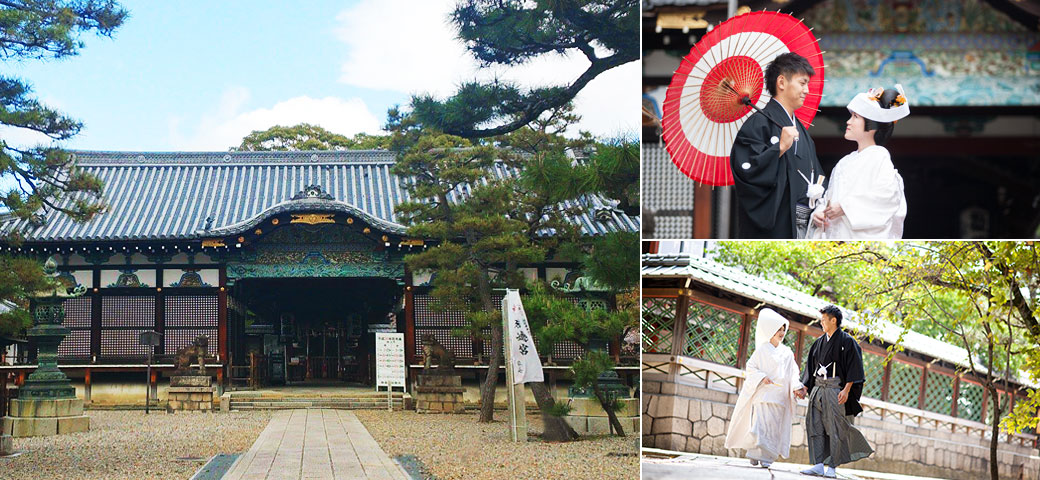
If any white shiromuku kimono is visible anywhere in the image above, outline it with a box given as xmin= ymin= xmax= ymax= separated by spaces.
xmin=725 ymin=309 xmax=804 ymax=464
xmin=807 ymin=145 xmax=906 ymax=239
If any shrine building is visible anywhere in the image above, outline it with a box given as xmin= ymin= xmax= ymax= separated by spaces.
xmin=0 ymin=150 xmax=639 ymax=405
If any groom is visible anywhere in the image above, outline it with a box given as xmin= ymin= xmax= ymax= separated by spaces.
xmin=795 ymin=305 xmax=873 ymax=477
xmin=730 ymin=52 xmax=826 ymax=238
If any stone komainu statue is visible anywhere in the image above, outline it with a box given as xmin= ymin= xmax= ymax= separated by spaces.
xmin=174 ymin=335 xmax=209 ymax=376
xmin=421 ymin=334 xmax=456 ymax=374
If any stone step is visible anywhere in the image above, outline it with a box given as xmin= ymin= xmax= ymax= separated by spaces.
xmin=227 ymin=401 xmax=404 ymax=410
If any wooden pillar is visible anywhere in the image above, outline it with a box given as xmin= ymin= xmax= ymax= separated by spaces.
xmin=218 ymin=267 xmax=228 ymax=387
xmin=670 ymin=291 xmax=690 ymax=358
xmin=84 ymin=368 xmax=92 ymax=404
xmin=693 ymin=183 xmax=713 ymax=238
xmin=950 ymin=374 xmax=960 ymax=419
xmin=405 ymin=286 xmax=416 ymax=366
xmin=736 ymin=312 xmax=753 ymax=369
xmin=881 ymin=360 xmax=892 ymax=402
xmin=91 ymin=269 xmax=102 ymax=362
xmin=918 ymin=365 xmax=928 ymax=411
xmin=150 ymin=369 xmax=158 ymax=402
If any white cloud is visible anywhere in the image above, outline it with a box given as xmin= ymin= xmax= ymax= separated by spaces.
xmin=334 ymin=0 xmax=639 ymax=137
xmin=168 ymin=88 xmax=383 ymax=151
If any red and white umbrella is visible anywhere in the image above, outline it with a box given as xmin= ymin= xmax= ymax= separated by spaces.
xmin=661 ymin=11 xmax=825 ymax=186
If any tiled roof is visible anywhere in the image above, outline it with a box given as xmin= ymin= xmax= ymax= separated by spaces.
xmin=642 ymin=142 xmax=694 ymax=238
xmin=1 ymin=151 xmax=638 ymax=242
xmin=642 ymin=252 xmax=1038 ymax=387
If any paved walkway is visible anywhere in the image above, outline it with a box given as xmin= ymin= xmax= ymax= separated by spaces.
xmin=222 ymin=409 xmax=409 ymax=480
xmin=642 ymin=449 xmax=950 ymax=480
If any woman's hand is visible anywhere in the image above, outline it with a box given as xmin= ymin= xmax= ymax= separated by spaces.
xmin=762 ymin=378 xmax=775 ymax=385
xmin=825 ymin=201 xmax=844 ymax=219
xmin=812 ymin=209 xmax=828 ymax=229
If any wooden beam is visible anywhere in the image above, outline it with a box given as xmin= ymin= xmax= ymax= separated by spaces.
xmin=693 ymin=184 xmax=713 ymax=238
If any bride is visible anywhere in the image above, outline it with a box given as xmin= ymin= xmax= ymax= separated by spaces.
xmin=808 ymin=85 xmax=910 ymax=239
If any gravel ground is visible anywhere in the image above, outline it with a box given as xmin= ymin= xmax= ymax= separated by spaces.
xmin=1 ymin=410 xmax=274 ymax=480
xmin=355 ymin=410 xmax=640 ymax=480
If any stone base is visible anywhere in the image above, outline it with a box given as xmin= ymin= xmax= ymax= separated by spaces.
xmin=564 ymin=396 xmax=640 ymax=435
xmin=567 ymin=397 xmax=639 ymax=417
xmin=170 ymin=375 xmax=212 ymax=387
xmin=1 ymin=434 xmax=12 ymax=456
xmin=168 ymin=378 xmax=214 ymax=412
xmin=566 ymin=414 xmax=640 ymax=435
xmin=415 ymin=375 xmax=465 ymax=414
xmin=2 ymin=414 xmax=89 ymax=437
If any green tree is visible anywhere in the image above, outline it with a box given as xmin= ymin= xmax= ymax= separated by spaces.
xmin=0 ymin=0 xmax=128 ymax=337
xmin=410 ymin=0 xmax=638 ymax=138
xmin=523 ymin=282 xmax=635 ymax=436
xmin=238 ymin=123 xmax=389 ymax=151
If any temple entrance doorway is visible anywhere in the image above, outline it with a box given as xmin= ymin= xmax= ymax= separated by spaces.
xmin=230 ymin=277 xmax=402 ymax=387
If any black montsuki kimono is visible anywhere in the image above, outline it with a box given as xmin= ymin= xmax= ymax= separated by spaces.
xmin=730 ymin=98 xmax=826 ymax=238
xmin=800 ymin=328 xmax=866 ymax=417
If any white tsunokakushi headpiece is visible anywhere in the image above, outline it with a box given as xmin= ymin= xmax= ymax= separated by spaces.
xmin=754 ymin=308 xmax=790 ymax=350
xmin=846 ymin=84 xmax=910 ymax=123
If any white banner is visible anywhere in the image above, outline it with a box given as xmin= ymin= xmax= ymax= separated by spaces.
xmin=375 ymin=333 xmax=405 ymax=387
xmin=504 ymin=290 xmax=544 ymax=384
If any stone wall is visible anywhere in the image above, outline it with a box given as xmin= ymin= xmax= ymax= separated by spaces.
xmin=642 ymin=375 xmax=1040 ymax=480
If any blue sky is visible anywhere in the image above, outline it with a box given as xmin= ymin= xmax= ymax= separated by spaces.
xmin=3 ymin=0 xmax=639 ymax=152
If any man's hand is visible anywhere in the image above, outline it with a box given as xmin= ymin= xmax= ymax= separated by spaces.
xmin=779 ymin=126 xmax=798 ymax=154
xmin=825 ymin=201 xmax=844 ymax=219
xmin=794 ymin=387 xmax=807 ymax=399
xmin=812 ymin=209 xmax=828 ymax=229
xmin=837 ymin=388 xmax=850 ymax=404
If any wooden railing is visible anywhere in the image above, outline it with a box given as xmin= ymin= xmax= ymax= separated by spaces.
xmin=643 ymin=353 xmax=1038 ymax=448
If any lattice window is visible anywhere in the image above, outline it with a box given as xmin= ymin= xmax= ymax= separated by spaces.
xmin=58 ymin=329 xmax=91 ymax=359
xmin=414 ymin=328 xmax=473 ymax=358
xmin=163 ymin=329 xmax=218 ymax=355
xmin=958 ymin=380 xmax=985 ymax=422
xmin=101 ymin=296 xmax=155 ymax=327
xmin=682 ymin=301 xmax=742 ymax=367
xmin=61 ymin=297 xmax=92 ymax=328
xmin=861 ymin=352 xmax=886 ymax=399
xmin=100 ymin=329 xmax=153 ymax=357
xmin=888 ymin=361 xmax=923 ymax=408
xmin=164 ymin=295 xmax=219 ymax=327
xmin=923 ymin=370 xmax=955 ymax=416
xmin=642 ymin=297 xmax=676 ymax=354
xmin=414 ymin=294 xmax=469 ymax=328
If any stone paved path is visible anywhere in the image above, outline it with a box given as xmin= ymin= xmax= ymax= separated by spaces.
xmin=642 ymin=449 xmax=950 ymax=480
xmin=222 ymin=409 xmax=409 ymax=480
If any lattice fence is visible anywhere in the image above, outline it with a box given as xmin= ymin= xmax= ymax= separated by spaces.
xmin=800 ymin=333 xmax=818 ymax=371
xmin=923 ymin=370 xmax=955 ymax=416
xmin=681 ymin=301 xmax=743 ymax=367
xmin=889 ymin=361 xmax=923 ymax=408
xmin=958 ymin=380 xmax=985 ymax=422
xmin=163 ymin=295 xmax=219 ymax=355
xmin=58 ymin=297 xmax=93 ymax=360
xmin=987 ymin=391 xmax=1010 ymax=426
xmin=861 ymin=351 xmax=886 ymax=399
xmin=642 ymin=297 xmax=676 ymax=354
